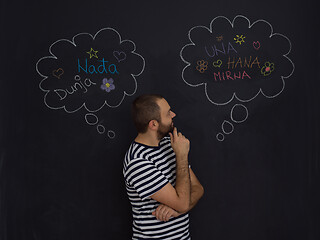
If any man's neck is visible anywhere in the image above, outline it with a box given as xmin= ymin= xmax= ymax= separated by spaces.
xmin=135 ymin=132 xmax=160 ymax=147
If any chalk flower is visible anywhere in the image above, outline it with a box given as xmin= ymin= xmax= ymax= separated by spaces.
xmin=196 ymin=60 xmax=208 ymax=73
xmin=261 ymin=62 xmax=275 ymax=76
xmin=101 ymin=78 xmax=115 ymax=92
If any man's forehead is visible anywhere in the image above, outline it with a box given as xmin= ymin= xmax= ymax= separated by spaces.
xmin=157 ymin=98 xmax=170 ymax=111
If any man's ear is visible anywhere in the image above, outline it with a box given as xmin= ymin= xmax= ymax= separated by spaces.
xmin=148 ymin=120 xmax=158 ymax=130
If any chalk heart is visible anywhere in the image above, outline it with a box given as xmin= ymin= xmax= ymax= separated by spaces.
xmin=253 ymin=41 xmax=261 ymax=50
xmin=113 ymin=51 xmax=126 ymax=62
xmin=213 ymin=59 xmax=222 ymax=68
xmin=52 ymin=68 xmax=64 ymax=79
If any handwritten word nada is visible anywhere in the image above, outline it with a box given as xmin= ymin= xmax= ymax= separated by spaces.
xmin=78 ymin=58 xmax=119 ymax=75
xmin=54 ymin=75 xmax=96 ymax=100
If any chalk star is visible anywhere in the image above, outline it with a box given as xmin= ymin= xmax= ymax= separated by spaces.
xmin=87 ymin=48 xmax=99 ymax=59
xmin=216 ymin=36 xmax=223 ymax=42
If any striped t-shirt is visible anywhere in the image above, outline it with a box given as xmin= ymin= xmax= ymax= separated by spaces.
xmin=123 ymin=137 xmax=190 ymax=239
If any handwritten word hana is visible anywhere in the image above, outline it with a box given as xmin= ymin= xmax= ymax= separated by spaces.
xmin=78 ymin=58 xmax=119 ymax=75
xmin=227 ymin=56 xmax=260 ymax=69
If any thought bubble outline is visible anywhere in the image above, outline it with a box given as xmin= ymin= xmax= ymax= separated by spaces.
xmin=180 ymin=15 xmax=295 ymax=106
xmin=36 ymin=27 xmax=145 ymax=113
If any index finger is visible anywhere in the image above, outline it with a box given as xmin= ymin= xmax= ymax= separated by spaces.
xmin=173 ymin=127 xmax=178 ymax=138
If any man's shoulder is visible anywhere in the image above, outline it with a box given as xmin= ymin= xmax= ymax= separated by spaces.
xmin=124 ymin=141 xmax=134 ymax=157
xmin=124 ymin=141 xmax=149 ymax=167
xmin=124 ymin=137 xmax=172 ymax=164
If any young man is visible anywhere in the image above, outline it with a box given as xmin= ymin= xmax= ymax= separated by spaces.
xmin=123 ymin=94 xmax=204 ymax=239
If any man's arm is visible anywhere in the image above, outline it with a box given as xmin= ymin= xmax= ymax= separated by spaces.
xmin=181 ymin=168 xmax=204 ymax=213
xmin=150 ymin=128 xmax=191 ymax=213
xmin=152 ymin=168 xmax=204 ymax=221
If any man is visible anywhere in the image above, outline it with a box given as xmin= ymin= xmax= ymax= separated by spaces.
xmin=123 ymin=94 xmax=204 ymax=239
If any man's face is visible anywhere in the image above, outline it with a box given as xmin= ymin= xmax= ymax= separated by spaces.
xmin=156 ymin=98 xmax=176 ymax=140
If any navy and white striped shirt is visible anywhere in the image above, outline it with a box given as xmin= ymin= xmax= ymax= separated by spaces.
xmin=123 ymin=137 xmax=190 ymax=239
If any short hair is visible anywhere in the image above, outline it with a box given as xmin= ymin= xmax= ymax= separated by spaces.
xmin=132 ymin=94 xmax=163 ymax=133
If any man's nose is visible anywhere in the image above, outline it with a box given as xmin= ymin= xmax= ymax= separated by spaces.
xmin=171 ymin=111 xmax=176 ymax=118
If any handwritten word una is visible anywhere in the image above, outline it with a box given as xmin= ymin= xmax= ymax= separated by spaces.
xmin=78 ymin=58 xmax=119 ymax=75
xmin=205 ymin=42 xmax=237 ymax=57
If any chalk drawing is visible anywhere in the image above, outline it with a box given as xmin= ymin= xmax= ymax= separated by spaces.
xmin=36 ymin=28 xmax=145 ymax=139
xmin=180 ymin=15 xmax=294 ymax=141
xmin=180 ymin=15 xmax=294 ymax=105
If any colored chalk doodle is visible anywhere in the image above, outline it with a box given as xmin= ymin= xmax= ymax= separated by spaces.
xmin=36 ymin=28 xmax=145 ymax=113
xmin=52 ymin=68 xmax=64 ymax=79
xmin=234 ymin=34 xmax=246 ymax=45
xmin=196 ymin=60 xmax=208 ymax=73
xmin=87 ymin=48 xmax=99 ymax=59
xmin=253 ymin=41 xmax=261 ymax=50
xmin=216 ymin=36 xmax=223 ymax=42
xmin=113 ymin=51 xmax=127 ymax=62
xmin=180 ymin=15 xmax=294 ymax=141
xmin=36 ymin=28 xmax=145 ymax=139
xmin=213 ymin=59 xmax=222 ymax=68
xmin=261 ymin=62 xmax=275 ymax=76
xmin=101 ymin=78 xmax=116 ymax=93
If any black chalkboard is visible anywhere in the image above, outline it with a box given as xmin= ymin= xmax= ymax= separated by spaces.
xmin=1 ymin=0 xmax=319 ymax=239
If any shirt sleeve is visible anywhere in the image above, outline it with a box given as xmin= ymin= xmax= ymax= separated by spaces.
xmin=125 ymin=158 xmax=169 ymax=200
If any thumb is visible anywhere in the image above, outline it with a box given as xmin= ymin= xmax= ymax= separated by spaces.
xmin=152 ymin=211 xmax=155 ymax=216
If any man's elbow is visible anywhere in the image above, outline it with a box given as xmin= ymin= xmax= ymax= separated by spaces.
xmin=174 ymin=195 xmax=191 ymax=213
xmin=193 ymin=184 xmax=204 ymax=199
xmin=177 ymin=200 xmax=190 ymax=213
xmin=199 ymin=185 xmax=204 ymax=198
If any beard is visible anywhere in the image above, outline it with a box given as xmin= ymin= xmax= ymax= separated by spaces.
xmin=157 ymin=121 xmax=174 ymax=140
